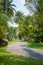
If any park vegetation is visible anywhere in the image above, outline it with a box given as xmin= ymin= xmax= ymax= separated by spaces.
xmin=0 ymin=0 xmax=43 ymax=46
xmin=0 ymin=0 xmax=43 ymax=65
xmin=14 ymin=0 xmax=43 ymax=43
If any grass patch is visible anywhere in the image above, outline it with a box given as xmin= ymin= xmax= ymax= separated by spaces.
xmin=0 ymin=47 xmax=43 ymax=65
xmin=8 ymin=40 xmax=15 ymax=45
xmin=27 ymin=41 xmax=43 ymax=49
xmin=0 ymin=53 xmax=43 ymax=65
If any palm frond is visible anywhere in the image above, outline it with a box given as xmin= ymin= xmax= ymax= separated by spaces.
xmin=10 ymin=4 xmax=16 ymax=7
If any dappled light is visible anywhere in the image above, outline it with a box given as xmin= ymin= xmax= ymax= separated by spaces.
xmin=0 ymin=52 xmax=43 ymax=65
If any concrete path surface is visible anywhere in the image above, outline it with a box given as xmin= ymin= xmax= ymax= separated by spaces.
xmin=6 ymin=41 xmax=43 ymax=60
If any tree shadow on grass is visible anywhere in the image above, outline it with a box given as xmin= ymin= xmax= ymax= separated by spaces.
xmin=0 ymin=54 xmax=43 ymax=65
xmin=0 ymin=55 xmax=25 ymax=65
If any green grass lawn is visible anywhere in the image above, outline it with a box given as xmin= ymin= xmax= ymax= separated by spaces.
xmin=0 ymin=52 xmax=43 ymax=65
xmin=27 ymin=41 xmax=43 ymax=49
xmin=0 ymin=41 xmax=43 ymax=65
xmin=8 ymin=40 xmax=15 ymax=45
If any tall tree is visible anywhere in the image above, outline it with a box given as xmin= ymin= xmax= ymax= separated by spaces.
xmin=0 ymin=0 xmax=16 ymax=16
xmin=14 ymin=11 xmax=25 ymax=39
xmin=25 ymin=0 xmax=43 ymax=14
xmin=0 ymin=13 xmax=8 ymax=39
xmin=14 ymin=11 xmax=23 ymax=23
xmin=5 ymin=0 xmax=16 ymax=16
xmin=25 ymin=0 xmax=43 ymax=42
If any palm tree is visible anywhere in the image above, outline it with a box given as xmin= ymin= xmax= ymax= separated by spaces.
xmin=0 ymin=0 xmax=4 ymax=12
xmin=14 ymin=11 xmax=24 ymax=23
xmin=14 ymin=11 xmax=24 ymax=39
xmin=0 ymin=0 xmax=16 ymax=16
xmin=5 ymin=0 xmax=16 ymax=16
xmin=0 ymin=13 xmax=8 ymax=39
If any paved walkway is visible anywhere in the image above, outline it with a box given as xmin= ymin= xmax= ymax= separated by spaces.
xmin=6 ymin=41 xmax=43 ymax=60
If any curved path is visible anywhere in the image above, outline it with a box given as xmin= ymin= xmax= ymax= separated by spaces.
xmin=6 ymin=41 xmax=43 ymax=60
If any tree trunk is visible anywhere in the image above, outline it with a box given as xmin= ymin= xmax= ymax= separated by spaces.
xmin=5 ymin=0 xmax=9 ymax=13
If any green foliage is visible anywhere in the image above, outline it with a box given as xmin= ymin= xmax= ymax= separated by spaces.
xmin=17 ymin=13 xmax=43 ymax=42
xmin=0 ymin=13 xmax=8 ymax=39
xmin=6 ymin=0 xmax=16 ymax=16
xmin=24 ymin=0 xmax=43 ymax=42
xmin=14 ymin=11 xmax=23 ymax=23
xmin=0 ymin=0 xmax=16 ymax=41
xmin=0 ymin=0 xmax=16 ymax=16
xmin=7 ymin=27 xmax=15 ymax=40
xmin=25 ymin=0 xmax=43 ymax=14
xmin=17 ymin=19 xmax=25 ymax=39
xmin=27 ymin=41 xmax=43 ymax=49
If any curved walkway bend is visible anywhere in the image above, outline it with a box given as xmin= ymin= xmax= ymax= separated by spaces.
xmin=6 ymin=41 xmax=43 ymax=60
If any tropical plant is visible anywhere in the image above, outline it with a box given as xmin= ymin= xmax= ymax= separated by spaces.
xmin=25 ymin=0 xmax=43 ymax=42
xmin=14 ymin=11 xmax=23 ymax=23
xmin=0 ymin=13 xmax=8 ymax=39
xmin=0 ymin=0 xmax=16 ymax=16
xmin=6 ymin=0 xmax=16 ymax=16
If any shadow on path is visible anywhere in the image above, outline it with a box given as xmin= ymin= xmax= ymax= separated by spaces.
xmin=7 ymin=42 xmax=43 ymax=60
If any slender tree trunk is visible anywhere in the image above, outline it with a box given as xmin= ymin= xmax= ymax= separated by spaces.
xmin=5 ymin=0 xmax=9 ymax=13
